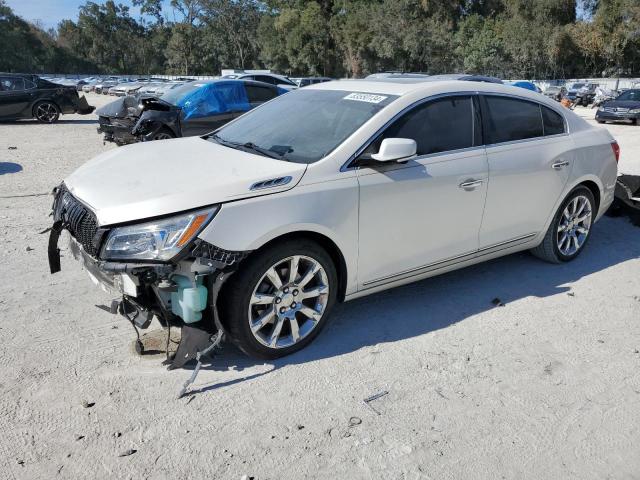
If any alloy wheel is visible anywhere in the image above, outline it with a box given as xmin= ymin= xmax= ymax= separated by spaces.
xmin=248 ymin=255 xmax=329 ymax=349
xmin=154 ymin=132 xmax=173 ymax=140
xmin=35 ymin=103 xmax=58 ymax=123
xmin=557 ymin=195 xmax=592 ymax=256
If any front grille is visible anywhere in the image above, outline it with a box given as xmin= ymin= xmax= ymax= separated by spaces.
xmin=602 ymin=107 xmax=629 ymax=113
xmin=52 ymin=185 xmax=100 ymax=256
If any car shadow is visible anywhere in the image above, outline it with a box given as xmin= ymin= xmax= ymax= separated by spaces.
xmin=0 ymin=119 xmax=96 ymax=125
xmin=188 ymin=216 xmax=640 ymax=393
xmin=0 ymin=162 xmax=23 ymax=175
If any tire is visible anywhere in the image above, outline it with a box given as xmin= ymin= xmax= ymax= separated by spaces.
xmin=596 ymin=119 xmax=605 ymax=124
xmin=531 ymin=186 xmax=596 ymax=264
xmin=220 ymin=239 xmax=338 ymax=359
xmin=33 ymin=101 xmax=60 ymax=123
xmin=151 ymin=128 xmax=175 ymax=141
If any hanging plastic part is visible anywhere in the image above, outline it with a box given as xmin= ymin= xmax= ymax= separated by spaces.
xmin=177 ymin=330 xmax=224 ymax=399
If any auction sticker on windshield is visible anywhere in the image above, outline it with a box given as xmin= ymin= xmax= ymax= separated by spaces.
xmin=343 ymin=93 xmax=388 ymax=104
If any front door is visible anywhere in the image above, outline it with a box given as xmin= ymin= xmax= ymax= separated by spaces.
xmin=0 ymin=77 xmax=31 ymax=119
xmin=356 ymin=95 xmax=489 ymax=290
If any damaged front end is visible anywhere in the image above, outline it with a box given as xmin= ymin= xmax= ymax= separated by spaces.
xmin=47 ymin=184 xmax=249 ymax=371
xmin=96 ymin=95 xmax=176 ymax=146
xmin=612 ymin=174 xmax=640 ymax=226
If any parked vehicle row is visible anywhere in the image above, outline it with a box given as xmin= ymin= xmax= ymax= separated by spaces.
xmin=48 ymin=77 xmax=618 ymax=360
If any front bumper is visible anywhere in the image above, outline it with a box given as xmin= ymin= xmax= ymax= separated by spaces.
xmin=595 ymin=111 xmax=640 ymax=122
xmin=97 ymin=117 xmax=138 ymax=145
xmin=74 ymin=95 xmax=95 ymax=115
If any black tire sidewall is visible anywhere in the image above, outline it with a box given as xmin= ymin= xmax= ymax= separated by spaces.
xmin=551 ymin=187 xmax=595 ymax=262
xmin=33 ymin=101 xmax=59 ymax=123
xmin=221 ymin=240 xmax=338 ymax=359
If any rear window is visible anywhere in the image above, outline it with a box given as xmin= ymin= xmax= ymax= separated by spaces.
xmin=541 ymin=106 xmax=565 ymax=136
xmin=484 ymin=96 xmax=543 ymax=144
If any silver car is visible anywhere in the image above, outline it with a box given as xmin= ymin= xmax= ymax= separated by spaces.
xmin=48 ymin=79 xmax=619 ymax=360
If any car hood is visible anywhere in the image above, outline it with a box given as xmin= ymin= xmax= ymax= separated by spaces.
xmin=64 ymin=137 xmax=307 ymax=226
xmin=602 ymin=100 xmax=640 ymax=108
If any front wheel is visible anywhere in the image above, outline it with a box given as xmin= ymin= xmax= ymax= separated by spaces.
xmin=151 ymin=128 xmax=175 ymax=141
xmin=531 ymin=186 xmax=595 ymax=263
xmin=220 ymin=240 xmax=338 ymax=359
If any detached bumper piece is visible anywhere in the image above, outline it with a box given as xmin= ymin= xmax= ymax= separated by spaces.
xmin=613 ymin=175 xmax=640 ymax=226
xmin=75 ymin=95 xmax=95 ymax=115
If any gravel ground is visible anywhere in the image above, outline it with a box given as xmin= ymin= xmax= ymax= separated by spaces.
xmin=1 ymin=94 xmax=639 ymax=479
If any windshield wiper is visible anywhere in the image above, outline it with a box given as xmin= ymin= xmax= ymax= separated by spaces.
xmin=209 ymin=134 xmax=286 ymax=161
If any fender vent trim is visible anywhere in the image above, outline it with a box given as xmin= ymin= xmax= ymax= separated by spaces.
xmin=250 ymin=176 xmax=293 ymax=191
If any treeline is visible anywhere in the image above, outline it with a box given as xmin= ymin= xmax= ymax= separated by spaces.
xmin=1 ymin=0 xmax=640 ymax=79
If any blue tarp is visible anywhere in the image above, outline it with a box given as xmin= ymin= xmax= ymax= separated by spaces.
xmin=509 ymin=81 xmax=538 ymax=92
xmin=178 ymin=81 xmax=251 ymax=120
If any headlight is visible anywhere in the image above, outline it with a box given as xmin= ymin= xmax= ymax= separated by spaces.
xmin=629 ymin=108 xmax=640 ymax=114
xmin=101 ymin=207 xmax=219 ymax=261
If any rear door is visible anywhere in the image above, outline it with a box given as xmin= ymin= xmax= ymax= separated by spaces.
xmin=356 ymin=95 xmax=489 ymax=289
xmin=478 ymin=95 xmax=573 ymax=249
xmin=0 ymin=77 xmax=31 ymax=119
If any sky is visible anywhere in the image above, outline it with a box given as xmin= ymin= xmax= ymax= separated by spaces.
xmin=5 ymin=0 xmax=173 ymax=29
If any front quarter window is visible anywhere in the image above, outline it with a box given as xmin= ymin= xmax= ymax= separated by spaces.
xmin=211 ymin=89 xmax=398 ymax=164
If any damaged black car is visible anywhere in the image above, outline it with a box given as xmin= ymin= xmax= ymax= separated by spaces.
xmin=0 ymin=73 xmax=94 ymax=123
xmin=96 ymin=79 xmax=285 ymax=145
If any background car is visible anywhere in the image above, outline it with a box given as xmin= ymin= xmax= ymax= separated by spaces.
xmin=221 ymin=72 xmax=298 ymax=90
xmin=97 ymin=79 xmax=285 ymax=145
xmin=596 ymin=89 xmax=640 ymax=125
xmin=294 ymin=77 xmax=333 ymax=87
xmin=0 ymin=73 xmax=94 ymax=123
xmin=543 ymin=85 xmax=567 ymax=101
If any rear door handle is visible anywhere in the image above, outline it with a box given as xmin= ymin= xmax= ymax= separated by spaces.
xmin=552 ymin=161 xmax=570 ymax=170
xmin=459 ymin=179 xmax=483 ymax=190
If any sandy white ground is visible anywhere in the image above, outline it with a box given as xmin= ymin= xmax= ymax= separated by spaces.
xmin=0 ymin=94 xmax=639 ymax=479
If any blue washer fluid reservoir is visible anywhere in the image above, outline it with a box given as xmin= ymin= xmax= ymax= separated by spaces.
xmin=170 ymin=275 xmax=208 ymax=323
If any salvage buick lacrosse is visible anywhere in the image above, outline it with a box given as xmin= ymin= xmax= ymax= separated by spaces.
xmin=48 ymin=79 xmax=619 ymax=360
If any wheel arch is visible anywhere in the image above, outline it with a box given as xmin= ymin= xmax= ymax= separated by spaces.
xmin=243 ymin=230 xmax=349 ymax=303
xmin=31 ymin=97 xmax=61 ymax=115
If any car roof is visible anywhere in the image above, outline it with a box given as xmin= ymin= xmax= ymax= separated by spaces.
xmin=308 ymin=78 xmax=554 ymax=103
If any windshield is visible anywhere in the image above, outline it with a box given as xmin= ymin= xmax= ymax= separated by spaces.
xmin=616 ymin=90 xmax=640 ymax=102
xmin=211 ymin=89 xmax=397 ymax=164
xmin=570 ymin=83 xmax=585 ymax=90
xmin=161 ymin=81 xmax=209 ymax=105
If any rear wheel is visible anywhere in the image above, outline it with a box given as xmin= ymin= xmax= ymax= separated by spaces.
xmin=531 ymin=186 xmax=595 ymax=263
xmin=221 ymin=239 xmax=337 ymax=359
xmin=33 ymin=101 xmax=59 ymax=123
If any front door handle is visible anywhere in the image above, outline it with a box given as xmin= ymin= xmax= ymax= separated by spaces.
xmin=459 ymin=179 xmax=483 ymax=190
xmin=552 ymin=161 xmax=570 ymax=170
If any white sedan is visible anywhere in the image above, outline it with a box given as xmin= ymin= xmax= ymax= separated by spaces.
xmin=49 ymin=78 xmax=618 ymax=359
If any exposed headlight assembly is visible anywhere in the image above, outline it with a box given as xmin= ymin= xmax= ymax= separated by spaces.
xmin=101 ymin=207 xmax=219 ymax=261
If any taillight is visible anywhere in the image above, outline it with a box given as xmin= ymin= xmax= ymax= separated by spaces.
xmin=611 ymin=141 xmax=620 ymax=163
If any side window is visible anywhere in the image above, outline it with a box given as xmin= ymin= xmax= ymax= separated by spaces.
xmin=483 ymin=96 xmax=543 ymax=144
xmin=246 ymin=85 xmax=277 ymax=104
xmin=0 ymin=77 xmax=25 ymax=91
xmin=369 ymin=96 xmax=475 ymax=156
xmin=24 ymin=79 xmax=36 ymax=89
xmin=541 ymin=106 xmax=565 ymax=136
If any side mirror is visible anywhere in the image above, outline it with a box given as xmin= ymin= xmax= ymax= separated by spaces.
xmin=371 ymin=138 xmax=417 ymax=163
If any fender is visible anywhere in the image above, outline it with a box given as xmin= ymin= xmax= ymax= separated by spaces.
xmin=198 ymin=178 xmax=360 ymax=295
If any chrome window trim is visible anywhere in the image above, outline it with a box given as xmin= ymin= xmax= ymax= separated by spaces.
xmin=340 ymin=91 xmax=480 ymax=172
xmin=341 ymin=90 xmax=571 ymax=172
